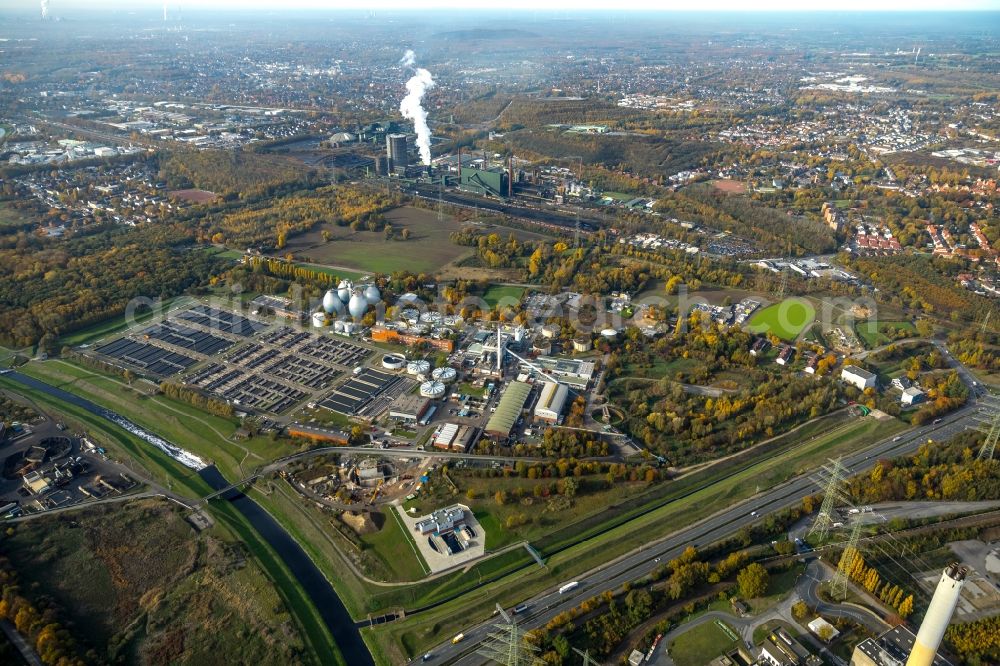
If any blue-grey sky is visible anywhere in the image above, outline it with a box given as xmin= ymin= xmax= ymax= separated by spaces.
xmin=15 ymin=0 xmax=1000 ymax=10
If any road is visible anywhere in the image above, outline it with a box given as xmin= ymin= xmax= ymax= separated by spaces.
xmin=420 ymin=405 xmax=976 ymax=665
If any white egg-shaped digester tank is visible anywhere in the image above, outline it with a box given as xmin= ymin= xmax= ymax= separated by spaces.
xmin=322 ymin=289 xmax=344 ymax=314
xmin=431 ymin=366 xmax=457 ymax=383
xmin=420 ymin=381 xmax=446 ymax=399
xmin=311 ymin=311 xmax=327 ymax=328
xmin=337 ymin=280 xmax=352 ymax=304
xmin=348 ymin=290 xmax=368 ymax=320
xmin=363 ymin=285 xmax=381 ymax=305
xmin=406 ymin=360 xmax=431 ymax=376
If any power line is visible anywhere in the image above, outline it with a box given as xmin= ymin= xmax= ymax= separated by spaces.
xmin=808 ymin=458 xmax=849 ymax=542
xmin=476 ymin=604 xmax=542 ymax=666
xmin=831 ymin=517 xmax=864 ymax=601
xmin=572 ymin=647 xmax=604 ymax=666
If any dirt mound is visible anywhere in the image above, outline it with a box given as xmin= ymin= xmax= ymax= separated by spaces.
xmin=340 ymin=511 xmax=377 ymax=535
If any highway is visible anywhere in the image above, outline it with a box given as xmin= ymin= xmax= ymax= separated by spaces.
xmin=420 ymin=404 xmax=977 ymax=665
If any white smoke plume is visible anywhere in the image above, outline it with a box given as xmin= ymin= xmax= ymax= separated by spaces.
xmin=40 ymin=0 xmax=50 ymax=20
xmin=399 ymin=51 xmax=435 ymax=166
xmin=400 ymin=49 xmax=415 ymax=67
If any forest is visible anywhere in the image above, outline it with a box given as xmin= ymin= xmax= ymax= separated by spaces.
xmin=605 ymin=323 xmax=845 ymax=464
xmin=159 ymin=149 xmax=309 ymax=199
xmin=0 ymin=224 xmax=223 ymax=348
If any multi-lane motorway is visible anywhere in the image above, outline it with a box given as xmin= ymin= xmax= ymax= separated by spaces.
xmin=421 ymin=403 xmax=977 ymax=665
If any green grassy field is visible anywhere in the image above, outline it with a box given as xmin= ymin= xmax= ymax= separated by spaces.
xmin=282 ymin=206 xmax=472 ymax=274
xmin=16 ymin=359 xmax=292 ymax=482
xmin=668 ymin=620 xmax=739 ymax=666
xmin=748 ymin=298 xmax=817 ymax=341
xmin=0 ymin=202 xmax=34 ymax=229
xmin=482 ymin=284 xmax=526 ymax=308
xmin=855 ymin=320 xmax=917 ymax=349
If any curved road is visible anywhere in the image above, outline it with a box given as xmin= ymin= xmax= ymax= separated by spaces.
xmin=420 ymin=403 xmax=977 ymax=665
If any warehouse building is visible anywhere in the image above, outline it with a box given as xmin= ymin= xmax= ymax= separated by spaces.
xmin=533 ymin=381 xmax=569 ymax=423
xmin=841 ymin=365 xmax=876 ymax=391
xmin=484 ymin=381 xmax=532 ymax=439
xmin=389 ymin=394 xmax=432 ymax=423
xmin=459 ymin=166 xmax=509 ymax=199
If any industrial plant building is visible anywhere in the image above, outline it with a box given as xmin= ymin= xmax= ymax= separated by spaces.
xmin=533 ymin=381 xmax=569 ymax=423
xmin=388 ymin=394 xmax=432 ymax=423
xmin=484 ymin=381 xmax=532 ymax=439
xmin=459 ymin=166 xmax=510 ymax=199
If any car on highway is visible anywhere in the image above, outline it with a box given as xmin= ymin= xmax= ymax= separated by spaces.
xmin=451 ymin=633 xmax=465 ymax=644
xmin=892 ymin=436 xmax=901 ymax=442
xmin=750 ymin=510 xmax=758 ymax=517
xmin=422 ymin=653 xmax=433 ymax=662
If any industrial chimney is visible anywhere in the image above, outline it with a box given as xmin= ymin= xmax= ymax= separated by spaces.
xmin=905 ymin=563 xmax=967 ymax=666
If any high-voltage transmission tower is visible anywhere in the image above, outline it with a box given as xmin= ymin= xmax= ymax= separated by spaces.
xmin=975 ymin=406 xmax=1000 ymax=461
xmin=831 ymin=516 xmax=865 ymax=601
xmin=775 ymin=270 xmax=788 ymax=299
xmin=982 ymin=309 xmax=993 ymax=334
xmin=476 ymin=604 xmax=542 ymax=666
xmin=572 ymin=647 xmax=603 ymax=666
xmin=808 ymin=458 xmax=849 ymax=542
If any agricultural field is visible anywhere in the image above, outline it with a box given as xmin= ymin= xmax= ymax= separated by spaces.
xmin=1 ymin=499 xmax=309 ymax=666
xmin=282 ymin=206 xmax=473 ymax=274
xmin=855 ymin=319 xmax=917 ymax=348
xmin=748 ymin=298 xmax=816 ymax=341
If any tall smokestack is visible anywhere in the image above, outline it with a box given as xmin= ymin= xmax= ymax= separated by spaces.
xmin=163 ymin=1 xmax=168 ymax=21
xmin=906 ymin=563 xmax=967 ymax=666
xmin=40 ymin=0 xmax=49 ymax=20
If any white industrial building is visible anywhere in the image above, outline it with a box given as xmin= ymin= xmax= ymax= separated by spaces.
xmin=841 ymin=365 xmax=876 ymax=391
xmin=534 ymin=381 xmax=569 ymax=423
xmin=901 ymin=386 xmax=926 ymax=406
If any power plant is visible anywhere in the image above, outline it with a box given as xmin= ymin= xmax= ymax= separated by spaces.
xmin=851 ymin=563 xmax=966 ymax=666
xmin=386 ymin=133 xmax=408 ymax=173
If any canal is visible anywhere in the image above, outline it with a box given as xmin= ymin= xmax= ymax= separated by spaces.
xmin=5 ymin=371 xmax=375 ymax=666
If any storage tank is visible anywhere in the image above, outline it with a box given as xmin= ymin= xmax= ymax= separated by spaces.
xmin=407 ymin=360 xmax=431 ymax=376
xmin=337 ymin=280 xmax=352 ymax=303
xmin=420 ymin=381 xmax=446 ymax=399
xmin=572 ymin=337 xmax=590 ymax=352
xmin=311 ymin=312 xmax=327 ymax=328
xmin=333 ymin=320 xmax=347 ymax=333
xmin=600 ymin=328 xmax=618 ymax=339
xmin=322 ymin=289 xmax=344 ymax=314
xmin=420 ymin=312 xmax=441 ymax=324
xmin=432 ymin=366 xmax=457 ymax=383
xmin=541 ymin=324 xmax=559 ymax=339
xmin=363 ymin=285 xmax=381 ymax=304
xmin=382 ymin=354 xmax=406 ymax=370
xmin=348 ymin=290 xmax=368 ymax=320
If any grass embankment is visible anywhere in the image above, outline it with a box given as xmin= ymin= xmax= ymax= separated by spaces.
xmin=17 ymin=359 xmax=291 ymax=481
xmin=0 ymin=374 xmax=343 ymax=666
xmin=367 ymin=415 xmax=907 ymax=660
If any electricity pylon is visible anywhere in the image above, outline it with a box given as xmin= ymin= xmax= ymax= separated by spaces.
xmin=831 ymin=517 xmax=865 ymax=601
xmin=476 ymin=604 xmax=541 ymax=666
xmin=808 ymin=458 xmax=848 ymax=542
xmin=572 ymin=647 xmax=603 ymax=666
xmin=977 ymin=408 xmax=1000 ymax=461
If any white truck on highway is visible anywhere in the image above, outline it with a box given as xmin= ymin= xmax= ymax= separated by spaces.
xmin=558 ymin=581 xmax=579 ymax=594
